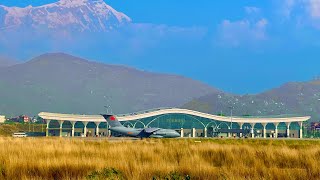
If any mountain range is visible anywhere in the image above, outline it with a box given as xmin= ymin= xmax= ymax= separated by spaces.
xmin=0 ymin=56 xmax=16 ymax=67
xmin=0 ymin=0 xmax=131 ymax=32
xmin=183 ymin=81 xmax=320 ymax=121
xmin=0 ymin=53 xmax=219 ymax=116
xmin=0 ymin=53 xmax=319 ymax=122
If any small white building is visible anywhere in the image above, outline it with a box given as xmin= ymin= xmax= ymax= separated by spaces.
xmin=0 ymin=116 xmax=5 ymax=123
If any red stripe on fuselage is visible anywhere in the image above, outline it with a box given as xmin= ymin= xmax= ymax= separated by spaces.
xmin=110 ymin=116 xmax=116 ymax=121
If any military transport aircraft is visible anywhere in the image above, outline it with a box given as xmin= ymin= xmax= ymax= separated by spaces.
xmin=101 ymin=114 xmax=180 ymax=138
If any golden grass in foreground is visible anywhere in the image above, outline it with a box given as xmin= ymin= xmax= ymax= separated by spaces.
xmin=0 ymin=138 xmax=320 ymax=180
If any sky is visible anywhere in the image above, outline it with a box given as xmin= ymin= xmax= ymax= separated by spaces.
xmin=1 ymin=0 xmax=320 ymax=94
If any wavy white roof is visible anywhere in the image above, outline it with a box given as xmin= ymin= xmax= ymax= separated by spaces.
xmin=38 ymin=108 xmax=310 ymax=124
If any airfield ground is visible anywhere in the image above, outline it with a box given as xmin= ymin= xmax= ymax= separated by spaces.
xmin=0 ymin=138 xmax=320 ymax=180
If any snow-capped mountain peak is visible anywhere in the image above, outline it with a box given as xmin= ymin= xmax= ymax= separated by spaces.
xmin=58 ymin=0 xmax=91 ymax=7
xmin=0 ymin=0 xmax=132 ymax=32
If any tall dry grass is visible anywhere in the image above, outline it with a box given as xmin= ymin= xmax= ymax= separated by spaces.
xmin=0 ymin=138 xmax=319 ymax=179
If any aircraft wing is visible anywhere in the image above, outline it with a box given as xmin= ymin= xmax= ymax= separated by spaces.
xmin=144 ymin=128 xmax=161 ymax=133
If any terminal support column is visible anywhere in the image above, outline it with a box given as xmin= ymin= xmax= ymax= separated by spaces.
xmin=58 ymin=120 xmax=64 ymax=137
xmin=71 ymin=121 xmax=76 ymax=137
xmin=95 ymin=122 xmax=101 ymax=136
xmin=192 ymin=128 xmax=196 ymax=138
xmin=83 ymin=122 xmax=88 ymax=137
xmin=250 ymin=123 xmax=255 ymax=138
xmin=274 ymin=123 xmax=279 ymax=138
xmin=204 ymin=127 xmax=207 ymax=138
xmin=105 ymin=122 xmax=109 ymax=137
xmin=262 ymin=123 xmax=267 ymax=138
xmin=107 ymin=123 xmax=111 ymax=137
xmin=46 ymin=120 xmax=51 ymax=137
xmin=286 ymin=122 xmax=291 ymax=138
xmin=299 ymin=122 xmax=303 ymax=139
xmin=238 ymin=123 xmax=243 ymax=137
xmin=180 ymin=128 xmax=184 ymax=138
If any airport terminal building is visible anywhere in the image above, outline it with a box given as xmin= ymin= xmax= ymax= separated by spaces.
xmin=38 ymin=108 xmax=310 ymax=138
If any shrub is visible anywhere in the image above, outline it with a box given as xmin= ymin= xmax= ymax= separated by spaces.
xmin=87 ymin=168 xmax=124 ymax=180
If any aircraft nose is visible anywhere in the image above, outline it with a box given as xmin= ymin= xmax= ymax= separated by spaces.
xmin=174 ymin=131 xmax=180 ymax=137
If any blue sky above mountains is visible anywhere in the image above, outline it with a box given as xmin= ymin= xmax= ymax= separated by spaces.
xmin=1 ymin=0 xmax=320 ymax=94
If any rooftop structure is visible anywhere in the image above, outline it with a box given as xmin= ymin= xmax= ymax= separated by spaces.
xmin=38 ymin=108 xmax=310 ymax=138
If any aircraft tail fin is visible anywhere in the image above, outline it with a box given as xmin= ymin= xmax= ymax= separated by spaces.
xmin=101 ymin=114 xmax=123 ymax=127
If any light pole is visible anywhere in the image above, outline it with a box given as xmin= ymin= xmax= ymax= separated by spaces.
xmin=104 ymin=96 xmax=113 ymax=114
xmin=104 ymin=105 xmax=111 ymax=114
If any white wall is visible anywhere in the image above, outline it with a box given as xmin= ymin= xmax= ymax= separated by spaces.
xmin=0 ymin=116 xmax=5 ymax=123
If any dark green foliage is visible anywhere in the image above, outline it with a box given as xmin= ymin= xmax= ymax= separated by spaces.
xmin=165 ymin=171 xmax=184 ymax=180
xmin=216 ymin=113 xmax=225 ymax=116
xmin=152 ymin=171 xmax=190 ymax=180
xmin=87 ymin=168 xmax=124 ymax=180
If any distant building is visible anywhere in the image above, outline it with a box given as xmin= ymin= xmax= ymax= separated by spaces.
xmin=22 ymin=115 xmax=30 ymax=123
xmin=8 ymin=115 xmax=30 ymax=123
xmin=8 ymin=116 xmax=21 ymax=123
xmin=0 ymin=116 xmax=5 ymax=123
xmin=311 ymin=122 xmax=320 ymax=130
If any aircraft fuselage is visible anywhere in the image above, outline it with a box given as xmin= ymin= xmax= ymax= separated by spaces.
xmin=109 ymin=127 xmax=180 ymax=138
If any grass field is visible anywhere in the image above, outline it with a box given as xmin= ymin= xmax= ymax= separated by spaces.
xmin=0 ymin=123 xmax=45 ymax=136
xmin=0 ymin=138 xmax=320 ymax=180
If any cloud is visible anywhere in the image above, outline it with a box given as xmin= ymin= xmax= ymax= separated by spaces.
xmin=0 ymin=22 xmax=209 ymax=60
xmin=284 ymin=0 xmax=320 ymax=18
xmin=216 ymin=5 xmax=268 ymax=47
xmin=114 ymin=23 xmax=208 ymax=56
xmin=309 ymin=0 xmax=320 ymax=18
xmin=282 ymin=0 xmax=296 ymax=18
xmin=280 ymin=0 xmax=320 ymax=29
xmin=245 ymin=6 xmax=260 ymax=14
xmin=217 ymin=18 xmax=268 ymax=47
xmin=126 ymin=23 xmax=207 ymax=39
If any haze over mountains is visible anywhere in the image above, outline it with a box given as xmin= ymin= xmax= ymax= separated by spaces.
xmin=0 ymin=52 xmax=319 ymax=122
xmin=0 ymin=53 xmax=219 ymax=116
xmin=0 ymin=0 xmax=320 ymax=94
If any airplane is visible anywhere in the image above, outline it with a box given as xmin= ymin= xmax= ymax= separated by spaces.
xmin=101 ymin=114 xmax=181 ymax=138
